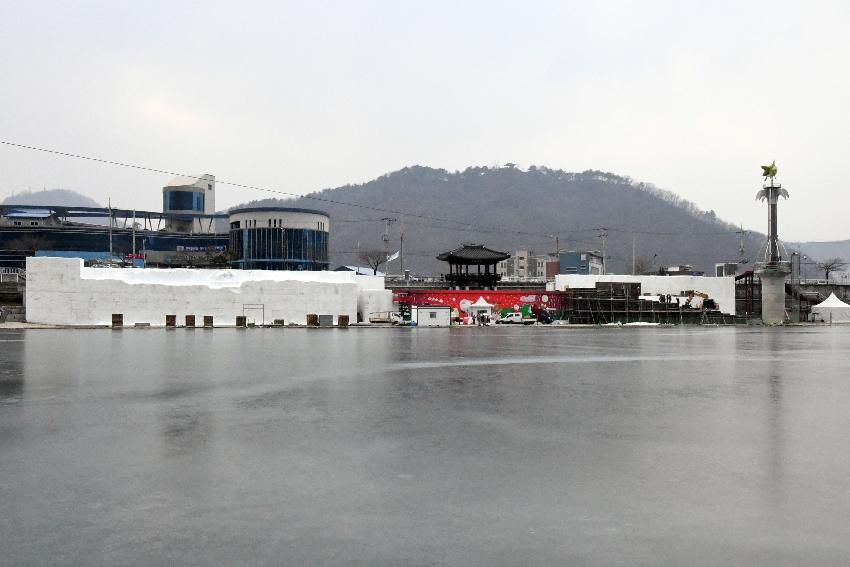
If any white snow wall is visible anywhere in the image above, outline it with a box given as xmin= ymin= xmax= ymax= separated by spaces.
xmin=26 ymin=257 xmax=392 ymax=326
xmin=553 ymin=274 xmax=737 ymax=315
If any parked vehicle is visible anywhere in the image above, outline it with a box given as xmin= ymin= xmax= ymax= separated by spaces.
xmin=537 ymin=308 xmax=554 ymax=324
xmin=496 ymin=312 xmax=535 ymax=325
xmin=368 ymin=311 xmax=402 ymax=324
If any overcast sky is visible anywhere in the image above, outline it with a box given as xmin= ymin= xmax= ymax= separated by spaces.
xmin=1 ymin=1 xmax=848 ymax=241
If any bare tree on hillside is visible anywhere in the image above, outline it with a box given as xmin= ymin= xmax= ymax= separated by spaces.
xmin=633 ymin=255 xmax=657 ymax=275
xmin=358 ymin=248 xmax=388 ymax=275
xmin=817 ymin=258 xmax=847 ymax=281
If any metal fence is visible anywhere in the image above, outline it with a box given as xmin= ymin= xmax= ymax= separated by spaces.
xmin=0 ymin=268 xmax=25 ymax=283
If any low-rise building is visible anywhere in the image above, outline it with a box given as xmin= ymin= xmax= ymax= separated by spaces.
xmin=497 ymin=250 xmax=556 ymax=280
xmin=715 ymin=262 xmax=739 ymax=277
xmin=559 ymin=251 xmax=604 ymax=275
xmin=411 ymin=305 xmax=452 ymax=326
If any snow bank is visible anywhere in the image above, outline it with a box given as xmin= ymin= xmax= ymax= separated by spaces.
xmin=79 ymin=266 xmax=360 ymax=287
xmin=26 ymin=257 xmax=392 ymax=326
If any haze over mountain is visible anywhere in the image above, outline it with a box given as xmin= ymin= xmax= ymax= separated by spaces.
xmin=1 ymin=188 xmax=100 ymax=208
xmin=787 ymin=240 xmax=850 ymax=279
xmin=235 ymin=165 xmax=774 ymax=275
xmin=5 ymin=169 xmax=841 ymax=277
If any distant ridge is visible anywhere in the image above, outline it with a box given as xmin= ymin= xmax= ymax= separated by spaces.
xmin=233 ymin=165 xmax=769 ymax=275
xmin=789 ymin=240 xmax=850 ymax=267
xmin=1 ymin=188 xmax=101 ymax=208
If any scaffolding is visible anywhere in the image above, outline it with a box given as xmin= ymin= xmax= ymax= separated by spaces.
xmin=563 ymin=283 xmax=735 ymax=325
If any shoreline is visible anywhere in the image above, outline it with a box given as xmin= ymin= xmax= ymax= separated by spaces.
xmin=1 ymin=321 xmax=833 ymax=330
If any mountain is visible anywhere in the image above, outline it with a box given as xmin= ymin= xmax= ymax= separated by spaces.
xmin=1 ymin=188 xmax=101 ymax=208
xmin=234 ymin=165 xmax=771 ymax=275
xmin=789 ymin=240 xmax=850 ymax=262
xmin=788 ymin=240 xmax=850 ymax=280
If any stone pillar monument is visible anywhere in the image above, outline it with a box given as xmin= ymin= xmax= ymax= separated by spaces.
xmin=755 ymin=161 xmax=790 ymax=324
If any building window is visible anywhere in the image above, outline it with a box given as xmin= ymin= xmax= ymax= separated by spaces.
xmin=268 ymin=219 xmax=272 ymax=227
xmin=13 ymin=221 xmax=22 ymax=226
xmin=30 ymin=221 xmax=39 ymax=226
xmin=163 ymin=190 xmax=204 ymax=212
xmin=430 ymin=312 xmax=437 ymax=319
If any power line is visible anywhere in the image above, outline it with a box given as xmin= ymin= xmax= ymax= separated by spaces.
xmin=0 ymin=138 xmax=750 ymax=240
xmin=0 ymin=139 xmax=554 ymax=239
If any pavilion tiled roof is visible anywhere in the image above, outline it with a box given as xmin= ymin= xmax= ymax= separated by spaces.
xmin=436 ymin=244 xmax=510 ymax=264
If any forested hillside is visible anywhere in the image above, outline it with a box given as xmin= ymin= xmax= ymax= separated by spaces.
xmin=236 ymin=165 xmax=768 ymax=275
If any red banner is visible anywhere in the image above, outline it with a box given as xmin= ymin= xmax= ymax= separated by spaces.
xmin=392 ymin=289 xmax=566 ymax=314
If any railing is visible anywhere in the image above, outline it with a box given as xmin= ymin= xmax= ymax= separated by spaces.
xmin=0 ymin=268 xmax=25 ymax=283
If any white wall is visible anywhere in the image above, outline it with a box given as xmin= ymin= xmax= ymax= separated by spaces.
xmin=412 ymin=306 xmax=452 ymax=326
xmin=26 ymin=257 xmax=391 ymax=326
xmin=554 ymin=273 xmax=737 ymax=315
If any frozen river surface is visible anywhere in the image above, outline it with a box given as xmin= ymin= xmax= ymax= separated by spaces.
xmin=1 ymin=326 xmax=850 ymax=566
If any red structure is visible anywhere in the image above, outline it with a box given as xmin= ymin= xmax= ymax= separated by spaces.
xmin=393 ymin=289 xmax=567 ymax=315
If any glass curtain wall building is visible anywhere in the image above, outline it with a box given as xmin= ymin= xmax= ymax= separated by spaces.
xmin=228 ymin=207 xmax=330 ymax=270
xmin=163 ymin=191 xmax=204 ymax=212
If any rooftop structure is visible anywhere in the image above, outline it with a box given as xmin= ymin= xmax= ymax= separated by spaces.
xmin=437 ymin=244 xmax=510 ymax=290
xmin=162 ymin=174 xmax=216 ymax=222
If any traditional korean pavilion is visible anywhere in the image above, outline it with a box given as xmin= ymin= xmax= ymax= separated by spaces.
xmin=437 ymin=244 xmax=510 ymax=290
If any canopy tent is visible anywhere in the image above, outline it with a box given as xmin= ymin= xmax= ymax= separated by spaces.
xmin=469 ymin=296 xmax=494 ymax=314
xmin=459 ymin=296 xmax=494 ymax=315
xmin=810 ymin=293 xmax=850 ymax=323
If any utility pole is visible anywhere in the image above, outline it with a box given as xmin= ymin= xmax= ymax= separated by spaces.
xmin=132 ymin=209 xmax=136 ymax=256
xmin=108 ymin=198 xmax=113 ymax=260
xmin=381 ymin=217 xmax=396 ymax=243
xmin=736 ymin=223 xmax=748 ymax=264
xmin=597 ymin=227 xmax=608 ymax=274
xmin=400 ymin=214 xmax=405 ymax=276
xmin=632 ymin=235 xmax=636 ymax=275
xmin=381 ymin=217 xmax=397 ymax=274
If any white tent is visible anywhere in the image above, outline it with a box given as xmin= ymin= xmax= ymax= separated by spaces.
xmin=810 ymin=293 xmax=850 ymax=323
xmin=463 ymin=296 xmax=494 ymax=318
